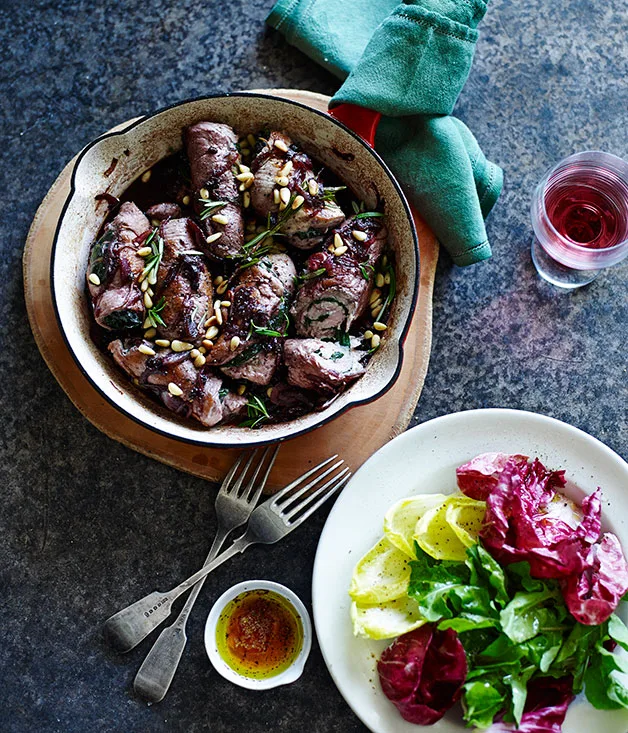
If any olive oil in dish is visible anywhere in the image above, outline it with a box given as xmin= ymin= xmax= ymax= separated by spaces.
xmin=215 ymin=589 xmax=303 ymax=679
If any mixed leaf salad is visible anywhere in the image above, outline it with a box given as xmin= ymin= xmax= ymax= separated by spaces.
xmin=349 ymin=453 xmax=628 ymax=731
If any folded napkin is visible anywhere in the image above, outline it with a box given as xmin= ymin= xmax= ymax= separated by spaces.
xmin=267 ymin=0 xmax=503 ymax=266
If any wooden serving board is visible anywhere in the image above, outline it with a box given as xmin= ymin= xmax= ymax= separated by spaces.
xmin=23 ymin=89 xmax=439 ymax=491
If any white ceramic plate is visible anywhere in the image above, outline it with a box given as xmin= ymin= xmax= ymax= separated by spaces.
xmin=312 ymin=408 xmax=628 ymax=732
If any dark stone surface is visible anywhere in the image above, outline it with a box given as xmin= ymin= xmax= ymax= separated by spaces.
xmin=1 ymin=0 xmax=627 ymax=731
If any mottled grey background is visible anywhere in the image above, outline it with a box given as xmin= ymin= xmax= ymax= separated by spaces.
xmin=2 ymin=0 xmax=627 ymax=731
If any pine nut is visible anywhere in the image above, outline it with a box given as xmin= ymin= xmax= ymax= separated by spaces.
xmin=364 ymin=330 xmax=374 ymax=340
xmin=206 ymin=232 xmax=223 ymax=244
xmin=143 ymin=317 xmax=152 ymax=329
xmin=276 ymin=175 xmax=290 ymax=187
xmin=279 ymin=188 xmax=291 ymax=205
xmin=307 ymin=179 xmax=318 ymax=196
xmin=237 ymin=384 xmax=247 ymax=396
xmin=382 ymin=255 xmax=388 ymax=267
xmin=194 ymin=354 xmax=206 ymax=368
xmin=243 ymin=191 xmax=251 ymax=208
xmin=190 ymin=349 xmax=200 ymax=359
xmin=279 ymin=160 xmax=293 ymax=177
xmin=182 ymin=195 xmax=191 ymax=206
xmin=138 ymin=344 xmax=155 ymax=356
xmin=274 ymin=139 xmax=289 ymax=152
xmin=155 ymin=339 xmax=170 ymax=347
xmin=141 ymin=170 xmax=151 ymax=183
xmin=211 ymin=214 xmax=229 ymax=225
xmin=213 ymin=275 xmax=224 ymax=286
xmin=144 ymin=327 xmax=157 ymax=339
xmin=334 ymin=245 xmax=348 ymax=256
xmin=384 ymin=272 xmax=391 ymax=285
xmin=202 ymin=339 xmax=214 ymax=349
xmin=247 ymin=134 xmax=257 ymax=148
xmin=168 ymin=382 xmax=183 ymax=397
xmin=88 ymin=273 xmax=101 ymax=286
xmin=266 ymin=387 xmax=273 ymax=398
xmin=229 ymin=336 xmax=241 ymax=351
xmin=334 ymin=233 xmax=343 ymax=249
xmin=148 ymin=269 xmax=158 ymax=286
xmin=206 ymin=326 xmax=219 ymax=339
xmin=137 ymin=246 xmax=153 ymax=257
xmin=292 ymin=195 xmax=305 ymax=209
xmin=376 ymin=273 xmax=385 ymax=288
xmin=147 ymin=287 xmax=154 ymax=297
xmin=221 ymin=300 xmax=231 ymax=307
xmin=373 ymin=321 xmax=387 ymax=331
xmin=273 ymin=188 xmax=280 ymax=205
xmin=143 ymin=293 xmax=153 ymax=309
xmin=171 ymin=340 xmax=193 ymax=353
xmin=198 ymin=346 xmax=206 ymax=354
xmin=352 ymin=230 xmax=367 ymax=242
xmin=216 ymin=281 xmax=228 ymax=295
xmin=140 ymin=279 xmax=149 ymax=292
xmin=369 ymin=289 xmax=382 ymax=304
xmin=151 ymin=219 xmax=160 ymax=228
xmin=199 ymin=188 xmax=209 ymax=200
xmin=205 ymin=315 xmax=218 ymax=327
xmin=328 ymin=244 xmax=336 ymax=253
xmin=236 ymin=172 xmax=253 ymax=182
xmin=238 ymin=163 xmax=250 ymax=173
xmin=371 ymin=334 xmax=381 ymax=349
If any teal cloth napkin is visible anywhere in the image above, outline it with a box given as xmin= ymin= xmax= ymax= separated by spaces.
xmin=267 ymin=0 xmax=503 ymax=266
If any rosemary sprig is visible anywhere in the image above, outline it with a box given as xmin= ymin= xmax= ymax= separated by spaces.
xmin=351 ymin=200 xmax=361 ymax=215
xmin=248 ymin=321 xmax=284 ymax=338
xmin=359 ymin=261 xmax=375 ymax=280
xmin=354 ymin=210 xmax=385 ymax=220
xmin=239 ymin=395 xmax=270 ymax=428
xmin=296 ymin=267 xmax=326 ymax=284
xmin=198 ymin=199 xmax=227 ymax=221
xmin=321 ymin=185 xmax=347 ymax=202
xmin=146 ymin=296 xmax=167 ymax=328
xmin=140 ymin=228 xmax=164 ymax=282
xmin=231 ymin=193 xmax=305 ymax=270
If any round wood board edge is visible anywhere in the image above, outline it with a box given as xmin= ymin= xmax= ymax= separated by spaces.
xmin=23 ymin=89 xmax=439 ymax=490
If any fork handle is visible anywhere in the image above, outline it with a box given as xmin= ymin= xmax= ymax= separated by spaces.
xmin=104 ymin=534 xmax=251 ymax=653
xmin=133 ymin=526 xmax=232 ymax=702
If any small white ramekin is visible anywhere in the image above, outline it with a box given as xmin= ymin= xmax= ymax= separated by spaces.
xmin=204 ymin=580 xmax=312 ymax=690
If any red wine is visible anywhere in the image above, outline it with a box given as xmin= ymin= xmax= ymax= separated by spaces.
xmin=544 ymin=163 xmax=628 ymax=249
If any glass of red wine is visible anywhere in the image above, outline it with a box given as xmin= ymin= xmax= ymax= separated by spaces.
xmin=531 ymin=151 xmax=628 ymax=288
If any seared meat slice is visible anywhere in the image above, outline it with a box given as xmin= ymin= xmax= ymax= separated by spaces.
xmin=220 ymin=391 xmax=249 ymax=423
xmin=207 ymin=253 xmax=296 ymax=385
xmin=154 ymin=218 xmax=213 ymax=343
xmin=184 ymin=121 xmax=244 ymax=259
xmin=146 ymin=202 xmax=182 ymax=221
xmin=221 ymin=348 xmax=281 ymax=385
xmin=267 ymin=383 xmax=317 ymax=421
xmin=284 ymin=338 xmax=366 ymax=395
xmin=250 ymin=131 xmax=345 ymax=249
xmin=87 ymin=202 xmax=150 ymax=330
xmin=109 ymin=339 xmax=224 ymax=427
xmin=291 ymin=215 xmax=387 ymax=339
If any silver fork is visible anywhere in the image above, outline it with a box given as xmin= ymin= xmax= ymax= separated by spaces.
xmin=133 ymin=446 xmax=278 ymax=703
xmin=103 ymin=455 xmax=350 ymax=654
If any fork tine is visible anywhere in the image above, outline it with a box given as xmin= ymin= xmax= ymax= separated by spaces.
xmin=227 ymin=449 xmax=259 ymax=496
xmin=219 ymin=452 xmax=246 ymax=493
xmin=275 ymin=460 xmax=345 ymax=511
xmin=283 ymin=467 xmax=351 ymax=521
xmin=269 ymin=455 xmax=339 ymax=503
xmin=242 ymin=445 xmax=280 ymax=504
xmin=286 ymin=470 xmax=351 ymax=525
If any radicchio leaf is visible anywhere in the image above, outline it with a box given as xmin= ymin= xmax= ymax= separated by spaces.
xmin=480 ymin=459 xmax=598 ymax=579
xmin=377 ymin=625 xmax=467 ymax=724
xmin=485 ymin=676 xmax=574 ymax=732
xmin=563 ymin=533 xmax=628 ymax=625
xmin=456 ymin=452 xmax=528 ymax=500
